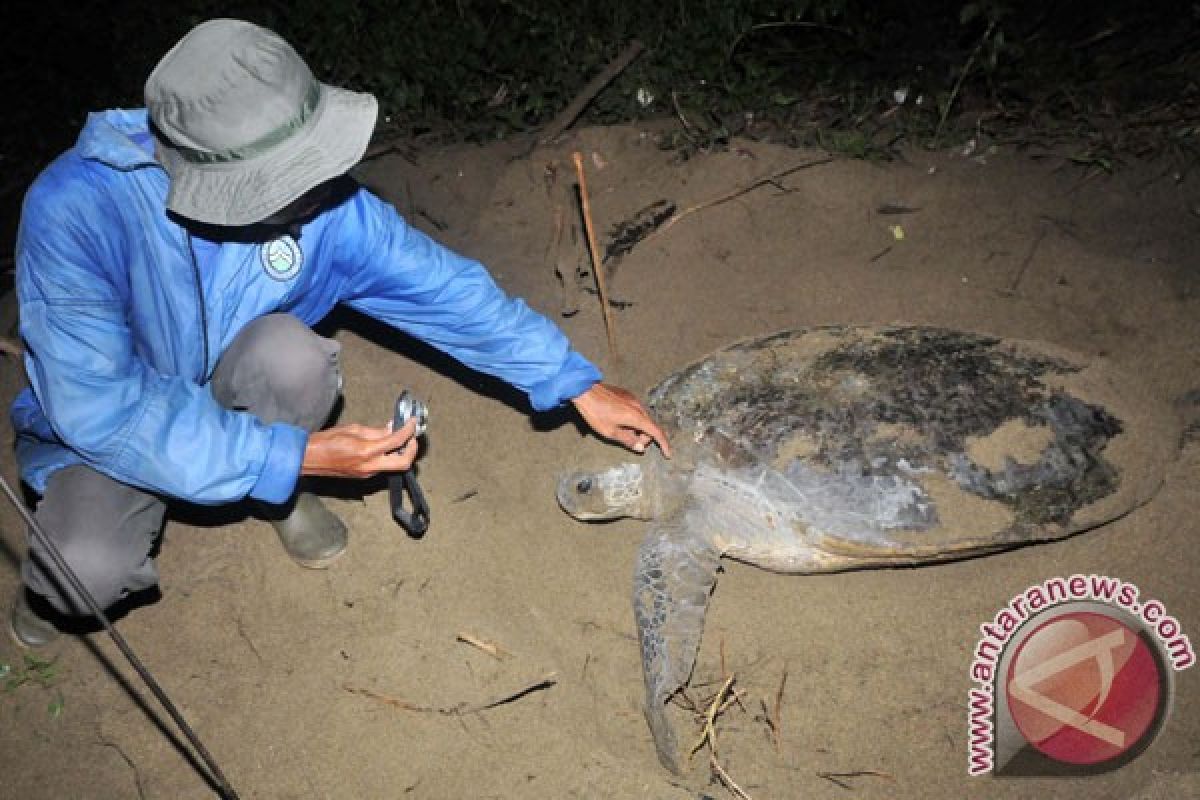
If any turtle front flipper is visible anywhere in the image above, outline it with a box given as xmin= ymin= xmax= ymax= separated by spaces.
xmin=633 ymin=513 xmax=722 ymax=773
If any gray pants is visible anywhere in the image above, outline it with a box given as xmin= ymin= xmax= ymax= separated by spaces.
xmin=22 ymin=313 xmax=341 ymax=615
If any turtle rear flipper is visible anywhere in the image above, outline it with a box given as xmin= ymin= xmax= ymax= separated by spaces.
xmin=633 ymin=513 xmax=721 ymax=773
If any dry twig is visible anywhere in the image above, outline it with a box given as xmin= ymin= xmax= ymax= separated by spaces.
xmin=817 ymin=770 xmax=894 ymax=790
xmin=572 ymin=152 xmax=619 ymax=364
xmin=689 ymin=674 xmax=746 ymax=762
xmin=869 ymin=245 xmax=894 ymax=264
xmin=344 ymin=672 xmax=557 ymax=716
xmin=758 ymin=666 xmax=789 ymax=753
xmin=670 ymin=90 xmax=704 ymax=143
xmin=934 ymin=19 xmax=997 ymax=146
xmin=456 ymin=631 xmax=511 ymax=660
xmin=343 ymin=685 xmax=427 ymax=712
xmin=455 ymin=673 xmax=557 ymax=714
xmin=687 ymin=646 xmax=761 ymax=797
xmin=536 ymin=40 xmax=645 ymax=148
xmin=711 ymin=755 xmax=754 ymax=800
xmin=1002 ymin=225 xmax=1049 ymax=296
xmin=642 ymin=157 xmax=835 ymax=249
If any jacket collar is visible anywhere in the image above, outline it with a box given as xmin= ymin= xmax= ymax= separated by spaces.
xmin=76 ymin=108 xmax=160 ymax=170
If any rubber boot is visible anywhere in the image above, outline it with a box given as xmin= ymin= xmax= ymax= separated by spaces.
xmin=263 ymin=492 xmax=348 ymax=569
xmin=8 ymin=587 xmax=60 ymax=648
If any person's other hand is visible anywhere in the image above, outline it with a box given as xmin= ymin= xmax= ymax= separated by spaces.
xmin=301 ymin=418 xmax=419 ymax=478
xmin=571 ymin=382 xmax=671 ymax=457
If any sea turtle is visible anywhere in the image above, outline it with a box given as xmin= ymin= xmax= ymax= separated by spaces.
xmin=556 ymin=325 xmax=1178 ymax=773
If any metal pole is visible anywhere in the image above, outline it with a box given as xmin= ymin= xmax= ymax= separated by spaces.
xmin=0 ymin=472 xmax=240 ymax=800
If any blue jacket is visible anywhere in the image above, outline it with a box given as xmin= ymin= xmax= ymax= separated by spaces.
xmin=11 ymin=109 xmax=601 ymax=505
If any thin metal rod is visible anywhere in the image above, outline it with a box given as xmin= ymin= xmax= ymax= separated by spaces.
xmin=0 ymin=472 xmax=240 ymax=800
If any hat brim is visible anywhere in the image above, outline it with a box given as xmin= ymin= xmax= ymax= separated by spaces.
xmin=159 ymin=83 xmax=378 ymax=227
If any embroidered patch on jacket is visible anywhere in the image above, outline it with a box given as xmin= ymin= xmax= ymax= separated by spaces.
xmin=260 ymin=235 xmax=303 ymax=281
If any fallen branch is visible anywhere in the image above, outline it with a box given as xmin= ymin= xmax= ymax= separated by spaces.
xmin=642 ymin=157 xmax=836 ymax=249
xmin=537 ymin=40 xmax=645 ymax=148
xmin=344 ymin=672 xmax=557 ymax=717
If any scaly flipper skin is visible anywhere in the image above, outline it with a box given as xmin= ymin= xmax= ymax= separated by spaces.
xmin=633 ymin=512 xmax=722 ymax=773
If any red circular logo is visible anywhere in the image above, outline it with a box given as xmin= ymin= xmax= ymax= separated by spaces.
xmin=1005 ymin=611 xmax=1165 ymax=766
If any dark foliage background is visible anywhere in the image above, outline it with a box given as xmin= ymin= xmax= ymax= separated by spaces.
xmin=2 ymin=1 xmax=1196 ymax=255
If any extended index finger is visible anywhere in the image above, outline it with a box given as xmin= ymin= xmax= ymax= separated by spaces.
xmin=639 ymin=414 xmax=671 ymax=458
xmin=617 ymin=402 xmax=670 ymax=457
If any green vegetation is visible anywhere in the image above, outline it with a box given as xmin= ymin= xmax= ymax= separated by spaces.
xmin=1 ymin=653 xmax=65 ymax=718
xmin=1 ymin=2 xmax=1196 ymax=243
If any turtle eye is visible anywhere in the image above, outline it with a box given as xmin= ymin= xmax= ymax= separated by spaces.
xmin=576 ymin=477 xmax=593 ymax=494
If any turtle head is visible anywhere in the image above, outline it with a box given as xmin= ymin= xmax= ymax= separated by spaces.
xmin=557 ymin=455 xmax=684 ymax=521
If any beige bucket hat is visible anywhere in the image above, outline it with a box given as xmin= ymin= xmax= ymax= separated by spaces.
xmin=145 ymin=18 xmax=378 ymax=226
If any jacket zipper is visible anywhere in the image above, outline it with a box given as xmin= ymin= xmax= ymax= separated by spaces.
xmin=185 ymin=233 xmax=211 ymax=382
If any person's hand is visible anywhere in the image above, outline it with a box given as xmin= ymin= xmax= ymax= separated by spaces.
xmin=571 ymin=382 xmax=671 ymax=457
xmin=301 ymin=418 xmax=419 ymax=478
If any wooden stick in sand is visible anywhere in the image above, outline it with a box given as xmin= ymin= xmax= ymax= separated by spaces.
xmin=572 ymin=151 xmax=619 ymax=365
xmin=456 ymin=631 xmax=511 ymax=660
xmin=344 ymin=672 xmax=557 ymax=716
